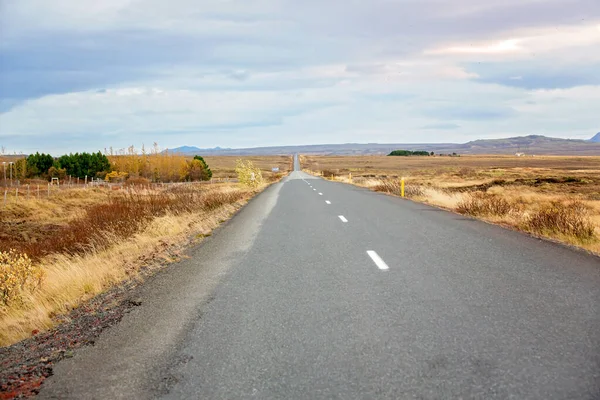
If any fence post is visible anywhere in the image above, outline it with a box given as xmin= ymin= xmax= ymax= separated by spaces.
xmin=3 ymin=190 xmax=6 ymax=207
xmin=85 ymin=175 xmax=88 ymax=186
xmin=37 ymin=185 xmax=40 ymax=200
xmin=15 ymin=188 xmax=18 ymax=201
xmin=401 ymin=177 xmax=405 ymax=198
xmin=27 ymin=184 xmax=30 ymax=198
xmin=349 ymin=172 xmax=352 ymax=183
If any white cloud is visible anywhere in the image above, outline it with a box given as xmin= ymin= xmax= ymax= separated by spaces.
xmin=424 ymin=21 xmax=600 ymax=63
xmin=428 ymin=39 xmax=524 ymax=55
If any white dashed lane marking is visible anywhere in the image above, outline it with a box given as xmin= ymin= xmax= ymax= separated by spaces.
xmin=367 ymin=251 xmax=389 ymax=271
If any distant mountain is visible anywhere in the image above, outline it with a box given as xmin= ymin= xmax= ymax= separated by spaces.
xmin=459 ymin=135 xmax=599 ymax=154
xmin=164 ymin=146 xmax=231 ymax=154
xmin=166 ymin=135 xmax=600 ymax=156
xmin=590 ymin=133 xmax=600 ymax=143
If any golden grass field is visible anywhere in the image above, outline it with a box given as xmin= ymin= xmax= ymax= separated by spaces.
xmin=0 ymin=156 xmax=291 ymax=346
xmin=301 ymin=154 xmax=600 ymax=255
xmin=203 ymin=155 xmax=293 ymax=179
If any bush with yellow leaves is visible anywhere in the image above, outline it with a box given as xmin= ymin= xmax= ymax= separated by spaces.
xmin=235 ymin=159 xmax=263 ymax=188
xmin=105 ymin=171 xmax=129 ymax=183
xmin=0 ymin=250 xmax=43 ymax=307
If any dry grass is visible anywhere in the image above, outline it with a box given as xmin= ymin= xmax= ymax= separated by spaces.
xmin=0 ymin=183 xmax=261 ymax=346
xmin=456 ymin=192 xmax=518 ymax=217
xmin=203 ymin=155 xmax=293 ymax=179
xmin=0 ymin=186 xmax=245 ymax=260
xmin=303 ymin=155 xmax=600 ymax=254
xmin=523 ymin=201 xmax=596 ymax=241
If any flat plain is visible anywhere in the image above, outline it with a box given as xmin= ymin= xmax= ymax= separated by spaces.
xmin=203 ymin=155 xmax=293 ymax=179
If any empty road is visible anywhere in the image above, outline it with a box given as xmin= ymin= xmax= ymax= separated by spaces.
xmin=40 ymin=155 xmax=600 ymax=399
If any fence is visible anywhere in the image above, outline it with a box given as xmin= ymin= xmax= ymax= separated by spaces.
xmin=0 ymin=177 xmax=242 ymax=208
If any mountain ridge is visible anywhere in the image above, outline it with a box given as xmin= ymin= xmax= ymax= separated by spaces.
xmin=166 ymin=135 xmax=600 ymax=156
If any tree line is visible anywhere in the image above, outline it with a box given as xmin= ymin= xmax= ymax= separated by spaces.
xmin=10 ymin=150 xmax=212 ymax=183
xmin=25 ymin=152 xmax=111 ymax=180
xmin=388 ymin=150 xmax=433 ymax=156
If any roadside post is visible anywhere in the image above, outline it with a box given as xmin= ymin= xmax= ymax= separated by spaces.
xmin=401 ymin=177 xmax=405 ymax=198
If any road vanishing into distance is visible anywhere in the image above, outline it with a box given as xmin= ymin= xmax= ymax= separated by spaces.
xmin=40 ymin=155 xmax=600 ymax=399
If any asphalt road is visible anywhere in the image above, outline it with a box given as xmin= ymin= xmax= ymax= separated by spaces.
xmin=40 ymin=155 xmax=600 ymax=399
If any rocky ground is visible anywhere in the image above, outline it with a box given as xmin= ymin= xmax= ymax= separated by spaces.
xmin=0 ymin=279 xmax=143 ymax=399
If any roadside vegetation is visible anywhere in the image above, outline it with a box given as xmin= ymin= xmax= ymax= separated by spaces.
xmin=0 ymin=151 xmax=290 ymax=346
xmin=302 ymin=154 xmax=600 ymax=254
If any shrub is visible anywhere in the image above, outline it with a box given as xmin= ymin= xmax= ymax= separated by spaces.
xmin=524 ymin=201 xmax=595 ymax=241
xmin=321 ymin=169 xmax=340 ymax=178
xmin=0 ymin=250 xmax=43 ymax=306
xmin=105 ymin=171 xmax=129 ymax=182
xmin=371 ymin=180 xmax=424 ymax=197
xmin=456 ymin=192 xmax=515 ymax=216
xmin=235 ymin=160 xmax=263 ymax=188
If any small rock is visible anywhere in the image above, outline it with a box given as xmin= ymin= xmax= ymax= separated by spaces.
xmin=128 ymin=299 xmax=142 ymax=306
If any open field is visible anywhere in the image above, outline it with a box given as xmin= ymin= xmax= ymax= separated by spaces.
xmin=203 ymin=155 xmax=293 ymax=179
xmin=302 ymin=155 xmax=600 ymax=254
xmin=0 ymin=183 xmax=258 ymax=346
xmin=0 ymin=157 xmax=289 ymax=347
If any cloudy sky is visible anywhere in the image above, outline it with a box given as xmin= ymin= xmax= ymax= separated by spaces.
xmin=1 ymin=0 xmax=599 ymax=154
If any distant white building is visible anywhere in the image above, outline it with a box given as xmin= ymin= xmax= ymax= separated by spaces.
xmin=515 ymin=153 xmax=525 ymax=157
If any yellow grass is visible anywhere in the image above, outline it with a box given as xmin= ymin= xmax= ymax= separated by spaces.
xmin=0 ymin=181 xmax=268 ymax=346
xmin=203 ymin=155 xmax=293 ymax=179
xmin=0 ymin=203 xmax=242 ymax=345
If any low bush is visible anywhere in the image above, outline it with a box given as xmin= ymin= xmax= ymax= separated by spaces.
xmin=523 ymin=201 xmax=595 ymax=241
xmin=456 ymin=192 xmax=515 ymax=217
xmin=372 ymin=180 xmax=424 ymax=197
xmin=0 ymin=250 xmax=43 ymax=306
xmin=235 ymin=160 xmax=263 ymax=188
xmin=321 ymin=169 xmax=340 ymax=178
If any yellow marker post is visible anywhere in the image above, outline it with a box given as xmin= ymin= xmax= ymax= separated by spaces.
xmin=401 ymin=177 xmax=405 ymax=197
xmin=349 ymin=172 xmax=352 ymax=183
